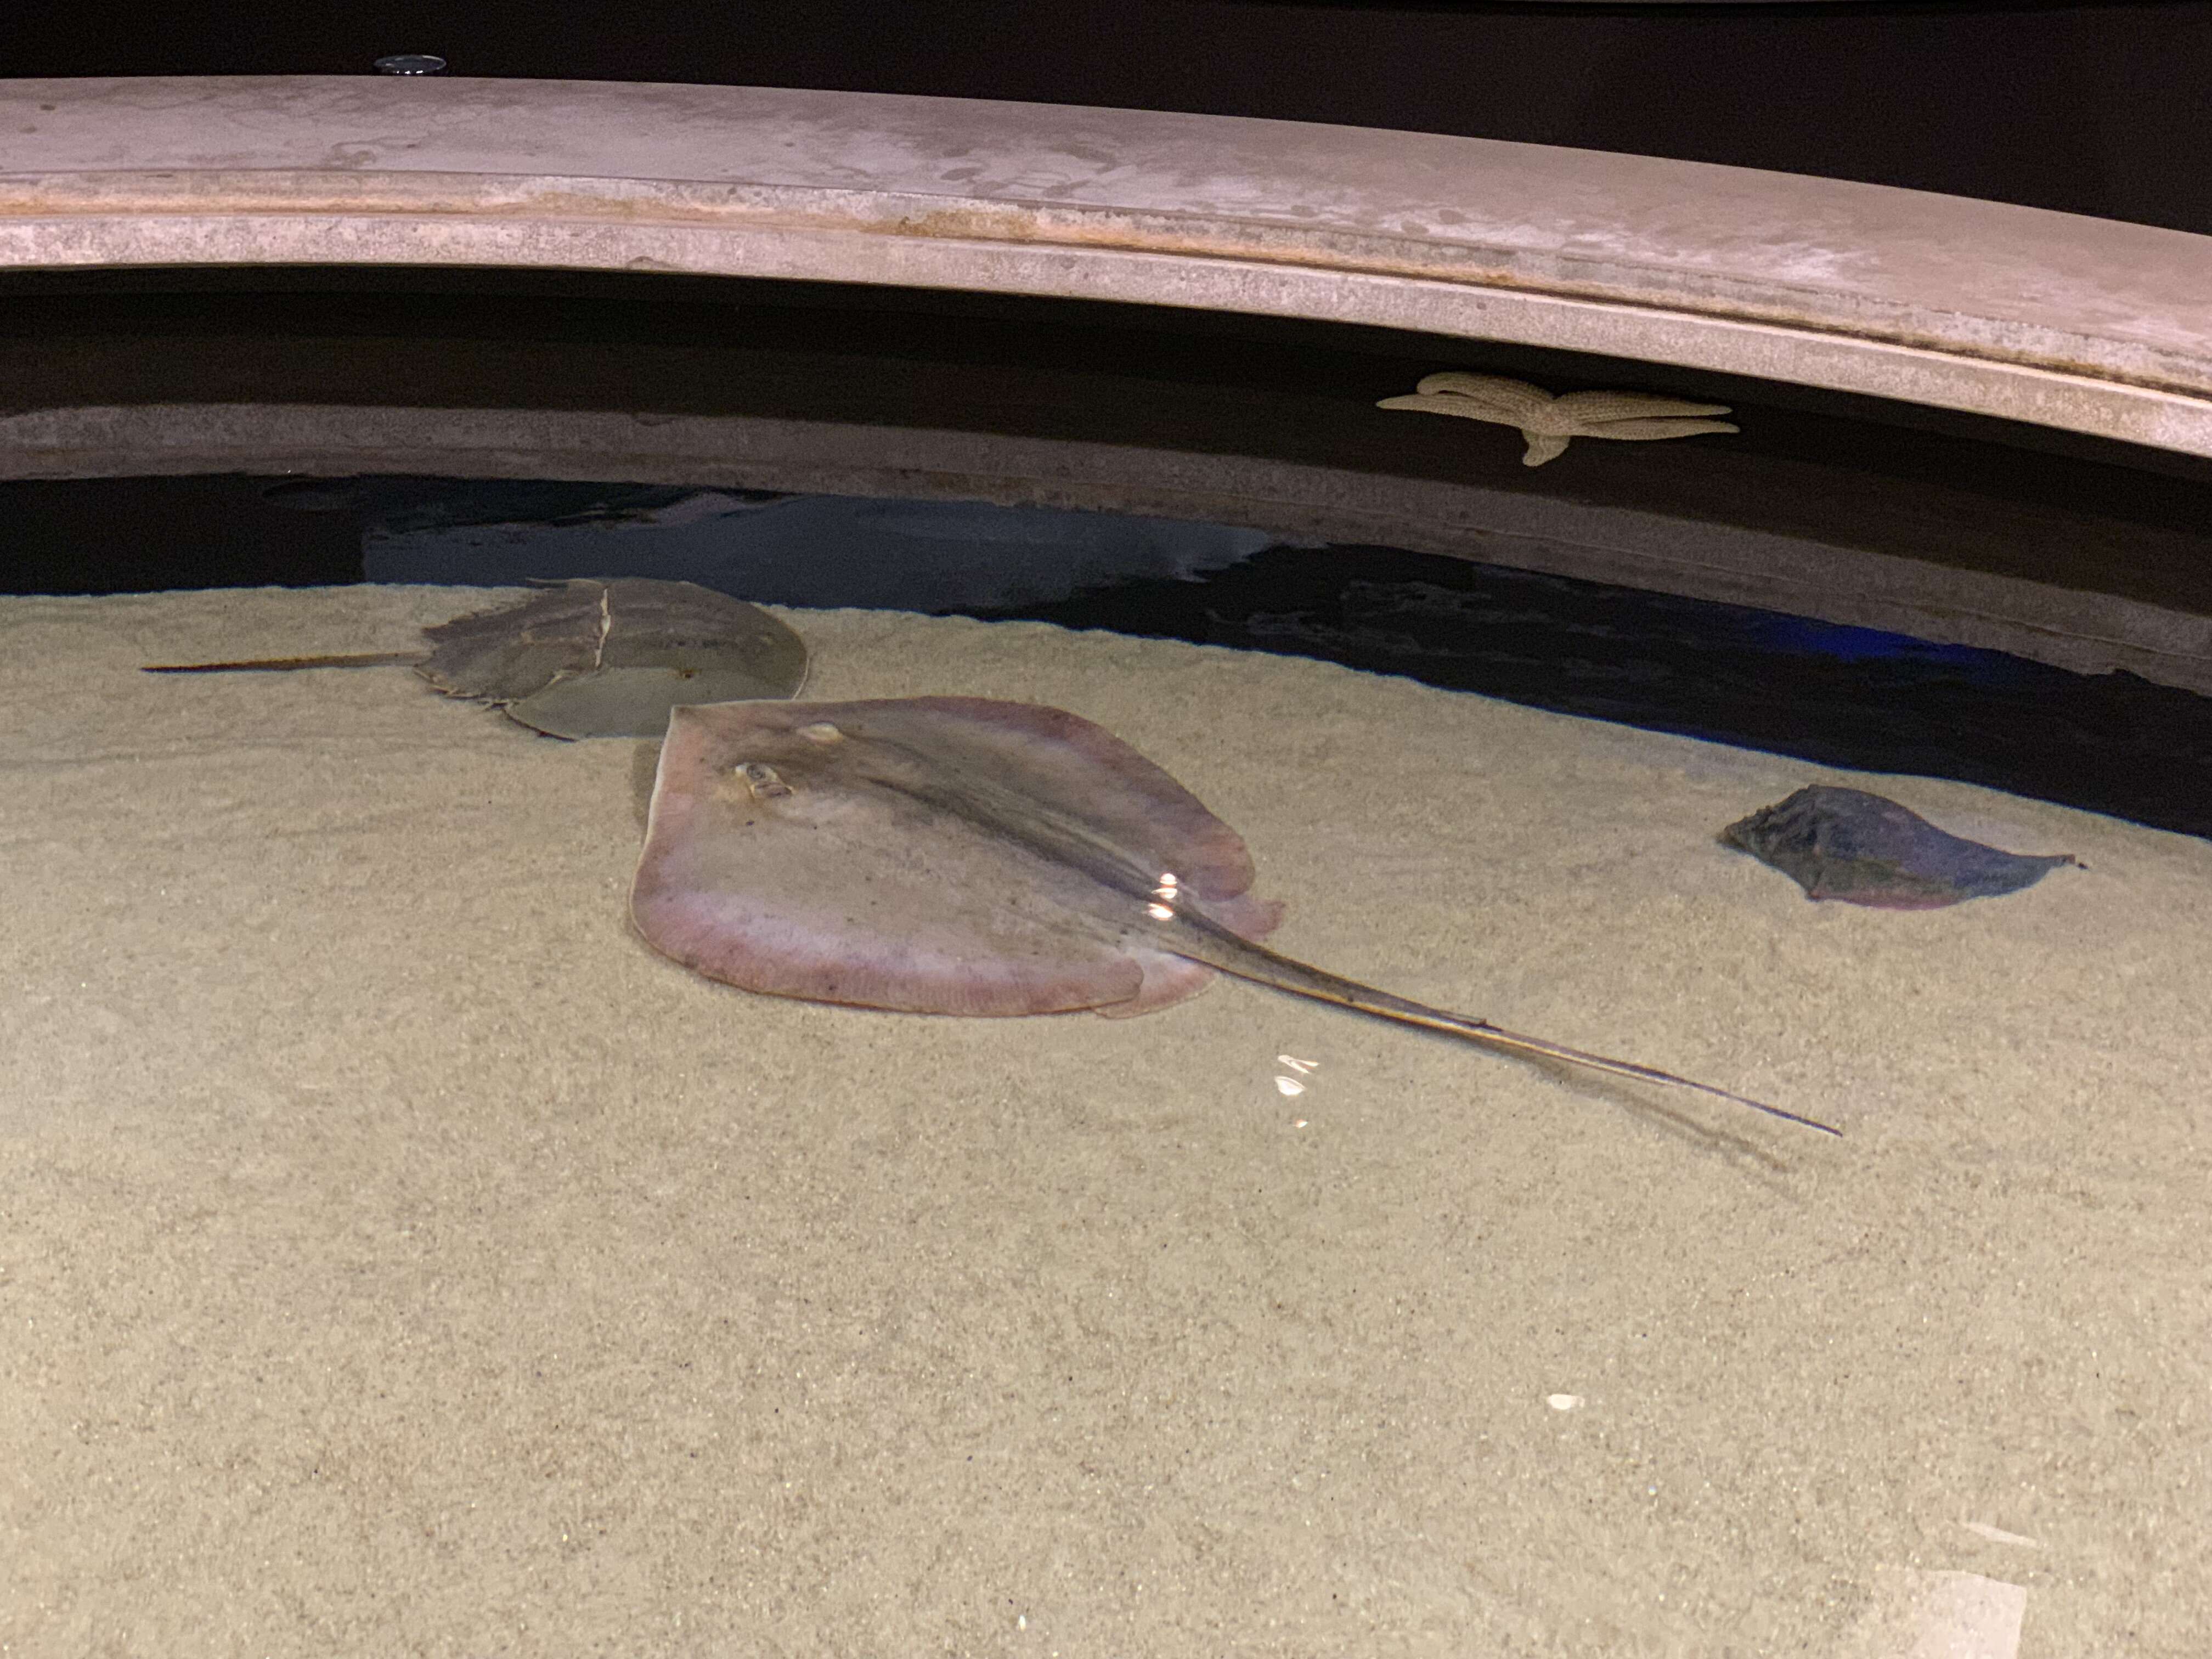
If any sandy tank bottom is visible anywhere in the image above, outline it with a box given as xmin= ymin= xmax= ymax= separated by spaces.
xmin=2 ymin=585 xmax=2206 ymax=1658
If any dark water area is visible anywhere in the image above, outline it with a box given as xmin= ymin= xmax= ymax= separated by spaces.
xmin=983 ymin=543 xmax=2212 ymax=841
xmin=8 ymin=472 xmax=2209 ymax=840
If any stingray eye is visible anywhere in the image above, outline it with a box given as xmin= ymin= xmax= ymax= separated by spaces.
xmin=796 ymin=723 xmax=845 ymax=745
xmin=736 ymin=761 xmax=793 ymax=799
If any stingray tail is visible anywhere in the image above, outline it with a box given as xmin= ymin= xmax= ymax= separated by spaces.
xmin=143 ymin=651 xmax=427 ymax=673
xmin=1407 ymin=1013 xmax=1841 ymax=1137
xmin=1187 ymin=926 xmax=1839 ymax=1137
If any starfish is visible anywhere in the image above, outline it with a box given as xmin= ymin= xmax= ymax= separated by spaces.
xmin=1376 ymin=371 xmax=1737 ymax=467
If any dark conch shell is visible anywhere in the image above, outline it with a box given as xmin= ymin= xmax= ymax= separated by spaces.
xmin=1724 ymin=785 xmax=2079 ymax=910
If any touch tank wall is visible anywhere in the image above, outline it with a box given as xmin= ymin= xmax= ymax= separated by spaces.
xmin=2 ymin=78 xmax=2208 ymax=1657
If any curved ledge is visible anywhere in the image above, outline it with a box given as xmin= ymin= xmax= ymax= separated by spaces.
xmin=4 ymin=76 xmax=2211 ymax=456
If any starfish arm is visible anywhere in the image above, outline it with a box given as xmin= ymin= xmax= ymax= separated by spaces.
xmin=1549 ymin=390 xmax=1734 ymax=421
xmin=1519 ymin=431 xmax=1573 ymax=466
xmin=1410 ymin=371 xmax=1555 ymax=415
xmin=1582 ymin=417 xmax=1741 ymax=442
xmin=1374 ymin=393 xmax=1521 ymax=430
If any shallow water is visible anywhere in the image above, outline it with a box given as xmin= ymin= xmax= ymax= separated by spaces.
xmin=7 ymin=586 xmax=2207 ymax=1655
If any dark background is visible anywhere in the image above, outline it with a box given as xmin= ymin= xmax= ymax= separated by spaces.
xmin=7 ymin=1 xmax=2209 ymax=234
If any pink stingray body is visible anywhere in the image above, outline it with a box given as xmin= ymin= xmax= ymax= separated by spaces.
xmin=631 ymin=696 xmax=1285 ymax=1018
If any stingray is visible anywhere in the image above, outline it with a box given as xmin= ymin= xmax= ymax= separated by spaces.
xmin=1724 ymin=785 xmax=2080 ymax=909
xmin=633 ymin=696 xmax=1838 ymax=1136
xmin=143 ymin=577 xmax=808 ymax=738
